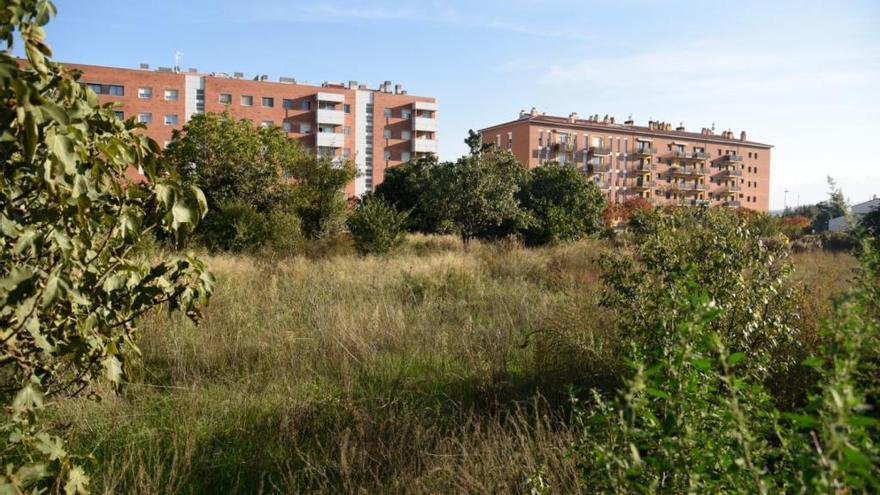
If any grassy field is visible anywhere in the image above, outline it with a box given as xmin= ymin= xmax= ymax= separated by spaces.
xmin=50 ymin=235 xmax=857 ymax=494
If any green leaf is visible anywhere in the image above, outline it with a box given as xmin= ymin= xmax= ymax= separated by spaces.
xmin=103 ymin=356 xmax=123 ymax=384
xmin=728 ymin=352 xmax=746 ymax=365
xmin=64 ymin=466 xmax=90 ymax=495
xmin=46 ymin=132 xmax=78 ymax=174
xmin=13 ymin=380 xmax=44 ymax=412
xmin=801 ymin=357 xmax=824 ymax=368
xmin=692 ymin=358 xmax=712 ymax=371
xmin=172 ymin=201 xmax=194 ymax=226
xmin=646 ymin=388 xmax=671 ymax=400
xmin=35 ymin=433 xmax=66 ymax=461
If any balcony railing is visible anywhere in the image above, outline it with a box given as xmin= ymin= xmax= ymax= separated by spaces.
xmin=413 ymin=116 xmax=437 ymax=132
xmin=590 ymin=146 xmax=612 ymax=156
xmin=723 ymin=200 xmax=742 ymax=208
xmin=633 ymin=147 xmax=655 ymax=156
xmin=413 ymin=138 xmax=437 ymax=153
xmin=718 ymin=167 xmax=743 ymax=177
xmin=633 ymin=163 xmax=657 ymax=173
xmin=316 ymin=108 xmax=344 ymax=125
xmin=721 ymin=153 xmax=743 ymax=163
xmin=633 ymin=180 xmax=657 ymax=190
xmin=589 ymin=163 xmax=612 ymax=173
xmin=316 ymin=132 xmax=344 ymax=148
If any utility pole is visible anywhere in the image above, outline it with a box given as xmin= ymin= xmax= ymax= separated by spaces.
xmin=784 ymin=189 xmax=789 ymax=212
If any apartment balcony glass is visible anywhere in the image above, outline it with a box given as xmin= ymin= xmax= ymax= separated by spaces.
xmin=721 ymin=153 xmax=743 ymax=163
xmin=633 ymin=147 xmax=655 ymax=156
xmin=316 ymin=92 xmax=345 ymax=103
xmin=316 ymin=108 xmax=345 ymax=125
xmin=589 ymin=146 xmax=612 ymax=156
xmin=718 ymin=167 xmax=743 ymax=177
xmin=723 ymin=200 xmax=742 ymax=208
xmin=413 ymin=138 xmax=438 ymax=153
xmin=413 ymin=101 xmax=438 ymax=112
xmin=589 ymin=162 xmax=612 ymax=173
xmin=413 ymin=117 xmax=438 ymax=132
xmin=316 ymin=131 xmax=344 ymax=148
xmin=633 ymin=180 xmax=657 ymax=190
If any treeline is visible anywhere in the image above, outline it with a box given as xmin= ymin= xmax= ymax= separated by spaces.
xmin=167 ymin=123 xmax=608 ymax=255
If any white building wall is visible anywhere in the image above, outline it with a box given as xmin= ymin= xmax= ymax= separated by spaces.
xmin=184 ymin=75 xmax=204 ymax=122
xmin=354 ymin=90 xmax=371 ymax=196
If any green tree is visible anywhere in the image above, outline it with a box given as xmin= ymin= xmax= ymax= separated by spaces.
xmin=431 ymin=133 xmax=528 ymax=246
xmin=1 ymin=2 xmax=212 ymax=491
xmin=347 ymin=194 xmax=409 ymax=255
xmin=164 ymin=111 xmax=299 ymax=215
xmin=519 ymin=162 xmax=605 ymax=245
xmin=289 ymin=156 xmax=356 ymax=239
xmin=374 ymin=154 xmax=445 ymax=233
xmin=812 ymin=176 xmax=848 ymax=232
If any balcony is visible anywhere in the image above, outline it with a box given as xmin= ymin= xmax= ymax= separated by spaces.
xmin=721 ymin=153 xmax=743 ymax=163
xmin=633 ymin=147 xmax=655 ymax=156
xmin=413 ymin=101 xmax=438 ymax=112
xmin=413 ymin=138 xmax=438 ymax=153
xmin=633 ymin=163 xmax=656 ymax=173
xmin=413 ymin=117 xmax=437 ymax=132
xmin=589 ymin=163 xmax=612 ymax=173
xmin=316 ymin=108 xmax=344 ymax=125
xmin=694 ymin=183 xmax=709 ymax=191
xmin=316 ymin=92 xmax=345 ymax=103
xmin=594 ymin=180 xmax=611 ymax=190
xmin=723 ymin=183 xmax=742 ymax=192
xmin=633 ymin=180 xmax=657 ymax=190
xmin=316 ymin=132 xmax=344 ymax=148
xmin=718 ymin=167 xmax=743 ymax=177
xmin=693 ymin=151 xmax=711 ymax=160
xmin=723 ymin=200 xmax=742 ymax=208
xmin=589 ymin=146 xmax=612 ymax=156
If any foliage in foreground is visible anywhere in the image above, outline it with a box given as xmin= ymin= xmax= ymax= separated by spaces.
xmin=573 ymin=209 xmax=879 ymax=493
xmin=347 ymin=194 xmax=409 ymax=255
xmin=1 ymin=2 xmax=212 ymax=491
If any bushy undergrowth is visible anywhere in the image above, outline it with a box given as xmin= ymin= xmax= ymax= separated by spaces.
xmin=42 ymin=228 xmax=865 ymax=494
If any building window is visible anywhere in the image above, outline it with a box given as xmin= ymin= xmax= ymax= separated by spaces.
xmin=401 ymin=151 xmax=411 ymax=161
xmin=262 ymin=97 xmax=274 ymax=108
xmin=344 ymin=104 xmax=351 ymax=113
xmin=164 ymin=114 xmax=179 ymax=125
xmin=241 ymin=95 xmax=253 ymax=106
xmin=86 ymin=83 xmax=124 ymax=96
xmin=754 ymin=153 xmax=759 ymax=159
xmin=283 ymin=99 xmax=294 ymax=109
xmin=260 ymin=120 xmax=273 ymax=128
xmin=507 ymin=132 xmax=513 ymax=150
xmin=384 ymin=129 xmax=392 ymax=139
xmin=137 ymin=113 xmax=152 ymax=124
xmin=138 ymin=87 xmax=152 ymax=99
xmin=384 ymin=108 xmax=392 ymax=118
xmin=219 ymin=93 xmax=232 ymax=104
xmin=300 ymin=123 xmax=311 ymax=134
xmin=402 ymin=109 xmax=411 ymax=119
xmin=343 ymin=148 xmax=351 ymax=159
xmin=343 ymin=127 xmax=351 ymax=136
xmin=301 ymin=100 xmax=311 ymax=111
xmin=282 ymin=122 xmax=292 ymax=133
xmin=113 ymin=110 xmax=124 ymax=120
xmin=401 ymin=130 xmax=411 ymax=140
xmin=164 ymin=89 xmax=178 ymax=101
xmin=384 ymin=150 xmax=392 ymax=160
xmin=496 ymin=134 xmax=501 ymax=147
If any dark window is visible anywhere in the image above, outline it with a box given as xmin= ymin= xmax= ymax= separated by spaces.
xmin=283 ymin=99 xmax=294 ymax=109
xmin=114 ymin=110 xmax=124 ymax=119
xmin=262 ymin=97 xmax=274 ymax=108
xmin=344 ymin=104 xmax=351 ymax=113
xmin=219 ymin=93 xmax=232 ymax=104
xmin=86 ymin=83 xmax=124 ymax=96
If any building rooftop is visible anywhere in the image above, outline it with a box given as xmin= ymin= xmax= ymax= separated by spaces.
xmin=480 ymin=109 xmax=773 ymax=149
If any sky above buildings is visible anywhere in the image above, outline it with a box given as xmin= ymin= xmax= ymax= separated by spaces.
xmin=44 ymin=0 xmax=880 ymax=209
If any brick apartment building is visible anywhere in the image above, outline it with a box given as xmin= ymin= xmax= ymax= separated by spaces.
xmin=56 ymin=61 xmax=438 ymax=196
xmin=480 ymin=109 xmax=771 ymax=211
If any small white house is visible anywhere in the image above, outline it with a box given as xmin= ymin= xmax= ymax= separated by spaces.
xmin=828 ymin=196 xmax=880 ymax=232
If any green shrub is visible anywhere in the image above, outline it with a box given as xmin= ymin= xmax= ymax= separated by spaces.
xmin=200 ymin=202 xmax=270 ymax=253
xmin=265 ymin=210 xmax=305 ymax=255
xmin=348 ymin=195 xmax=409 ymax=255
xmin=519 ymin=162 xmax=605 ymax=245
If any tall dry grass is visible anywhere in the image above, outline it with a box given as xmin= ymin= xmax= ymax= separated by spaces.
xmin=50 ymin=235 xmax=855 ymax=494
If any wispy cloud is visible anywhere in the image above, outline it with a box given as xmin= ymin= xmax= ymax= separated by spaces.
xmin=234 ymin=1 xmax=597 ymax=42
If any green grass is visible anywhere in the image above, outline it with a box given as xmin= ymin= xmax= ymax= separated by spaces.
xmin=49 ymin=235 xmax=855 ymax=494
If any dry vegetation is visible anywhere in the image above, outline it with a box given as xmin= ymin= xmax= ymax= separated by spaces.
xmin=49 ymin=235 xmax=856 ymax=494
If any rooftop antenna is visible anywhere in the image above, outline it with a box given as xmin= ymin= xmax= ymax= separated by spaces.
xmin=711 ymin=122 xmax=716 ymax=132
xmin=174 ymin=51 xmax=183 ymax=73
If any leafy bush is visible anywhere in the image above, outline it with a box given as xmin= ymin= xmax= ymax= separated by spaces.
xmin=820 ymin=230 xmax=860 ymax=252
xmin=348 ymin=195 xmax=409 ymax=255
xmin=199 ymin=202 xmax=270 ymax=253
xmin=519 ymin=162 xmax=605 ymax=245
xmin=572 ymin=226 xmax=880 ymax=493
xmin=602 ymin=207 xmax=800 ymax=377
xmin=1 ymin=2 xmax=212 ymax=490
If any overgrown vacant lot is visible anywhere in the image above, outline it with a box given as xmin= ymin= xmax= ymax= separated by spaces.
xmin=52 ymin=236 xmax=856 ymax=494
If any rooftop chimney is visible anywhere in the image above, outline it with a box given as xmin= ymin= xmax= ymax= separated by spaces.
xmin=233 ymin=72 xmax=244 ymax=79
xmin=609 ymin=116 xmax=615 ymax=124
xmin=348 ymin=80 xmax=357 ymax=89
xmin=530 ymin=106 xmax=538 ymax=116
xmin=568 ymin=112 xmax=578 ymax=123
xmin=676 ymin=122 xmax=685 ymax=131
xmin=740 ymin=131 xmax=747 ymax=142
xmin=394 ymin=84 xmax=402 ymax=94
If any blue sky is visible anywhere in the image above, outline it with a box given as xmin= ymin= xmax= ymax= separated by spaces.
xmin=43 ymin=0 xmax=880 ymax=209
